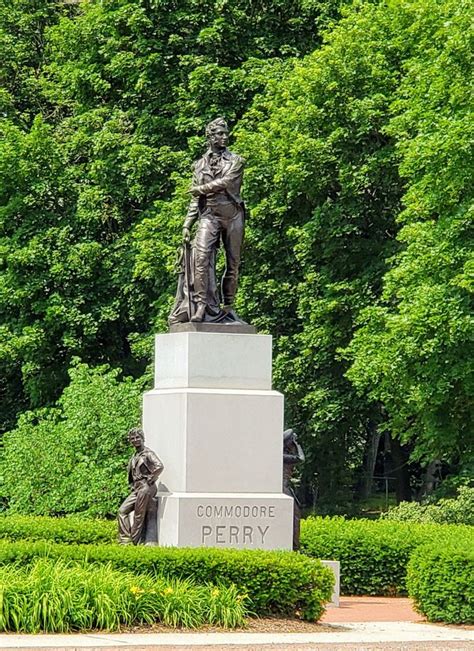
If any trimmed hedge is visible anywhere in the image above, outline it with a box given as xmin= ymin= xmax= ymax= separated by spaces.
xmin=0 ymin=539 xmax=333 ymax=621
xmin=0 ymin=515 xmax=116 ymax=544
xmin=407 ymin=542 xmax=474 ymax=624
xmin=300 ymin=516 xmax=472 ymax=595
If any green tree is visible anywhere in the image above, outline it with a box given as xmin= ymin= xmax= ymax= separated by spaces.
xmin=230 ymin=0 xmax=472 ymax=504
xmin=0 ymin=0 xmax=342 ymax=435
xmin=0 ymin=115 xmax=136 ymax=432
xmin=0 ymin=0 xmax=79 ymax=431
xmin=345 ymin=0 xmax=473 ymax=472
xmin=0 ymin=361 xmax=144 ymax=516
xmin=0 ymin=0 xmax=77 ymax=124
xmin=229 ymin=3 xmax=406 ymax=506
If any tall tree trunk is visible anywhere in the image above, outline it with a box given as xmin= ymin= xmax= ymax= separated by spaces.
xmin=362 ymin=427 xmax=381 ymax=499
xmin=389 ymin=436 xmax=412 ymax=502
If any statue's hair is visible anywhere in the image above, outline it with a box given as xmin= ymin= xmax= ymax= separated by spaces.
xmin=283 ymin=428 xmax=296 ymax=444
xmin=205 ymin=117 xmax=228 ymax=139
xmin=128 ymin=427 xmax=145 ymax=440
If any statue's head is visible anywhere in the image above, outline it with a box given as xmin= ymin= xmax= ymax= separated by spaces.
xmin=205 ymin=117 xmax=229 ymax=150
xmin=128 ymin=427 xmax=145 ymax=447
xmin=283 ymin=428 xmax=298 ymax=452
xmin=283 ymin=428 xmax=296 ymax=443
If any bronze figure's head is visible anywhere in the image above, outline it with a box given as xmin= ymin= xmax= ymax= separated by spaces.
xmin=205 ymin=117 xmax=229 ymax=150
xmin=128 ymin=427 xmax=145 ymax=448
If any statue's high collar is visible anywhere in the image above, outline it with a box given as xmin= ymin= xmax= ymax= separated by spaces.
xmin=206 ymin=148 xmax=231 ymax=160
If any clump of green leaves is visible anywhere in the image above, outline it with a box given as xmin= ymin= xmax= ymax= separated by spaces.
xmin=382 ymin=486 xmax=474 ymax=526
xmin=0 ymin=362 xmax=145 ymax=517
xmin=0 ymin=537 xmax=333 ymax=620
xmin=0 ymin=559 xmax=249 ymax=632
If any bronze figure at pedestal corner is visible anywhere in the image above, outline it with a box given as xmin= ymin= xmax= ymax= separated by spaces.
xmin=118 ymin=428 xmax=164 ymax=546
xmin=169 ymin=118 xmax=253 ymax=330
xmin=283 ymin=428 xmax=305 ymax=551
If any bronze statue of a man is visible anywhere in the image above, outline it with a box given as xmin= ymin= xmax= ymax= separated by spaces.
xmin=283 ymin=428 xmax=305 ymax=550
xmin=169 ymin=118 xmax=246 ymax=325
xmin=118 ymin=428 xmax=164 ymax=545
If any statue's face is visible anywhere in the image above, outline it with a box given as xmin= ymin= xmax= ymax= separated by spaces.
xmin=209 ymin=126 xmax=229 ymax=150
xmin=129 ymin=431 xmax=144 ymax=448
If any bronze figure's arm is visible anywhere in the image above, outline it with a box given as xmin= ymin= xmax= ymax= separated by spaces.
xmin=283 ymin=452 xmax=301 ymax=466
xmin=145 ymin=450 xmax=164 ymax=485
xmin=190 ymin=156 xmax=244 ymax=196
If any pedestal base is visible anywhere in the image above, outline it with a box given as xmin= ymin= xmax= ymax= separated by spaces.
xmin=148 ymin=331 xmax=293 ymax=552
xmin=157 ymin=492 xmax=294 ymax=550
xmin=169 ymin=322 xmax=257 ymax=334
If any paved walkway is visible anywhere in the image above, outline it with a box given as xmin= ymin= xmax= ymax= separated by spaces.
xmin=321 ymin=596 xmax=425 ymax=623
xmin=0 ymin=622 xmax=474 ymax=651
xmin=1 ymin=622 xmax=473 ymax=650
xmin=0 ymin=598 xmax=472 ymax=650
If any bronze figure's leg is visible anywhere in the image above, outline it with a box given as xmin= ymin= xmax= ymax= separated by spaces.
xmin=193 ymin=215 xmax=221 ymax=317
xmin=221 ymin=211 xmax=244 ymax=306
xmin=293 ymin=501 xmax=301 ymax=550
xmin=118 ymin=492 xmax=137 ymax=544
xmin=130 ymin=483 xmax=157 ymax=545
xmin=142 ymin=495 xmax=159 ymax=545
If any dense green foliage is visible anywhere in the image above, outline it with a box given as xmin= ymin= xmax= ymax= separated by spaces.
xmin=233 ymin=3 xmax=402 ymax=504
xmin=233 ymin=0 xmax=473 ymax=503
xmin=300 ymin=516 xmax=473 ymax=595
xmin=0 ymin=538 xmax=333 ymax=619
xmin=0 ymin=0 xmax=472 ymax=512
xmin=0 ymin=0 xmax=341 ymax=429
xmin=0 ymin=0 xmax=87 ymax=430
xmin=382 ymin=486 xmax=474 ymax=525
xmin=0 ymin=558 xmax=248 ymax=631
xmin=0 ymin=514 xmax=116 ymax=544
xmin=407 ymin=542 xmax=474 ymax=624
xmin=345 ymin=0 xmax=473 ymax=471
xmin=0 ymin=362 xmax=144 ymax=516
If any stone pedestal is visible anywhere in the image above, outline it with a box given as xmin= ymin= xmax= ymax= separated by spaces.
xmin=143 ymin=331 xmax=293 ymax=550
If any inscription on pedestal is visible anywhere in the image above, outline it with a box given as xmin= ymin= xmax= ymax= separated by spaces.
xmin=164 ymin=495 xmax=293 ymax=550
xmin=196 ymin=503 xmax=276 ymax=544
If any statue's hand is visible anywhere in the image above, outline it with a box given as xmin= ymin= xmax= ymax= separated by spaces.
xmin=182 ymin=227 xmax=191 ymax=244
xmin=189 ymin=186 xmax=202 ymax=197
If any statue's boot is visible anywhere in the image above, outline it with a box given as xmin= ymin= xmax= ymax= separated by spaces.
xmin=191 ymin=303 xmax=206 ymax=322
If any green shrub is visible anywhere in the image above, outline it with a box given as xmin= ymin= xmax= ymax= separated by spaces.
xmin=407 ymin=542 xmax=474 ymax=624
xmin=0 ymin=515 xmax=116 ymax=544
xmin=382 ymin=486 xmax=474 ymax=525
xmin=0 ymin=362 xmax=144 ymax=518
xmin=0 ymin=558 xmax=248 ymax=632
xmin=0 ymin=539 xmax=333 ymax=620
xmin=300 ymin=516 xmax=472 ymax=595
